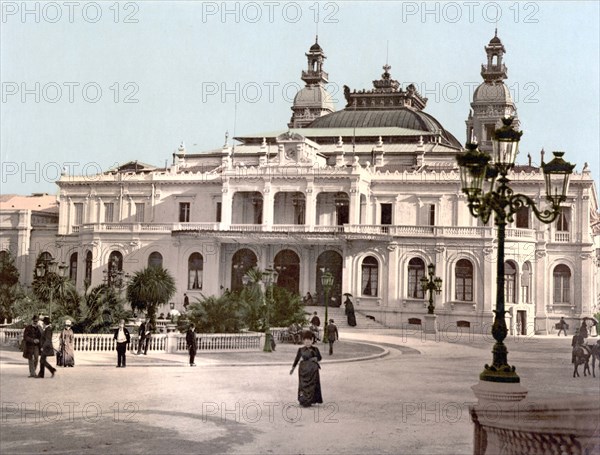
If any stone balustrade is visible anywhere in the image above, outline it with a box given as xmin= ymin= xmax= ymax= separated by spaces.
xmin=0 ymin=329 xmax=261 ymax=352
xmin=470 ymin=396 xmax=600 ymax=455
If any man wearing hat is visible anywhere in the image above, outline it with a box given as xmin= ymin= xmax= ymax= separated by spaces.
xmin=38 ymin=316 xmax=57 ymax=378
xmin=22 ymin=315 xmax=42 ymax=377
xmin=326 ymin=319 xmax=339 ymax=356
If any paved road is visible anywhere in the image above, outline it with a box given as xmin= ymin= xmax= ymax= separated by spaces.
xmin=1 ymin=330 xmax=598 ymax=454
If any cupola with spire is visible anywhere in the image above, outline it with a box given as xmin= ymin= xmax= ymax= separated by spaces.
xmin=465 ymin=30 xmax=520 ymax=154
xmin=289 ymin=36 xmax=335 ymax=128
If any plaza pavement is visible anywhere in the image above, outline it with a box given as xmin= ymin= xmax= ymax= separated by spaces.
xmin=0 ymin=329 xmax=598 ymax=455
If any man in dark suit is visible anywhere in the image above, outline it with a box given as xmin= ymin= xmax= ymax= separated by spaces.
xmin=186 ymin=323 xmax=198 ymax=366
xmin=136 ymin=318 xmax=146 ymax=355
xmin=23 ymin=315 xmax=42 ymax=377
xmin=113 ymin=319 xmax=131 ymax=368
xmin=38 ymin=316 xmax=56 ymax=378
xmin=142 ymin=319 xmax=153 ymax=355
xmin=326 ymin=319 xmax=339 ymax=356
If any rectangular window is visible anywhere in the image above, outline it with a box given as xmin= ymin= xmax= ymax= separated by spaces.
xmin=135 ymin=203 xmax=145 ymax=222
xmin=485 ymin=124 xmax=495 ymax=142
xmin=179 ymin=202 xmax=190 ymax=222
xmin=516 ymin=207 xmax=529 ymax=228
xmin=381 ymin=203 xmax=392 ymax=225
xmin=74 ymin=203 xmax=84 ymax=226
xmin=556 ymin=208 xmax=569 ymax=231
xmin=216 ymin=202 xmax=222 ymax=223
xmin=429 ymin=204 xmax=435 ymax=226
xmin=104 ymin=203 xmax=114 ymax=223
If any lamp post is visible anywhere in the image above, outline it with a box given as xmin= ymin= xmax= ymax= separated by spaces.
xmin=35 ymin=259 xmax=67 ymax=321
xmin=261 ymin=268 xmax=278 ymax=353
xmin=420 ymin=263 xmax=443 ymax=315
xmin=321 ymin=270 xmax=334 ymax=341
xmin=456 ymin=117 xmax=574 ymax=384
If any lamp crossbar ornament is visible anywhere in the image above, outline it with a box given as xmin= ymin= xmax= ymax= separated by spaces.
xmin=420 ymin=263 xmax=442 ymax=315
xmin=456 ymin=117 xmax=574 ymax=384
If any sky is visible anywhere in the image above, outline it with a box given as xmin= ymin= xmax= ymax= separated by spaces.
xmin=1 ymin=1 xmax=599 ymax=196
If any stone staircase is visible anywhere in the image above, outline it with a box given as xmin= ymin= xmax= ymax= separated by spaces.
xmin=302 ymin=306 xmax=387 ymax=330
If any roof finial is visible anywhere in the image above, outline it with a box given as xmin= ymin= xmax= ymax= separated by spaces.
xmin=494 ymin=26 xmax=497 ymax=38
xmin=223 ymin=130 xmax=229 ymax=148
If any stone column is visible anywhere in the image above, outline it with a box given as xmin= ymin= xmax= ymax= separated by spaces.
xmin=348 ymin=188 xmax=360 ymax=226
xmin=262 ymin=185 xmax=273 ymax=231
xmin=220 ymin=186 xmax=232 ymax=230
xmin=305 ymin=187 xmax=316 ymax=231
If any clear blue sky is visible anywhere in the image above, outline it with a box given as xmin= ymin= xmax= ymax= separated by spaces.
xmin=1 ymin=1 xmax=599 ymax=195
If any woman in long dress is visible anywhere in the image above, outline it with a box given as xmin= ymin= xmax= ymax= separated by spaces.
xmin=290 ymin=331 xmax=323 ymax=407
xmin=59 ymin=320 xmax=75 ymax=367
xmin=344 ymin=297 xmax=357 ymax=327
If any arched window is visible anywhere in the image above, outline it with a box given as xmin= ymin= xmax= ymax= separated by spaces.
xmin=231 ymin=249 xmax=257 ymax=292
xmin=148 ymin=252 xmax=163 ymax=268
xmin=85 ymin=251 xmax=93 ymax=285
xmin=188 ymin=253 xmax=203 ymax=290
xmin=504 ymin=261 xmax=517 ymax=303
xmin=408 ymin=258 xmax=425 ymax=299
xmin=455 ymin=259 xmax=473 ymax=301
xmin=107 ymin=251 xmax=123 ymax=287
xmin=69 ymin=252 xmax=78 ymax=283
xmin=553 ymin=265 xmax=571 ymax=304
xmin=361 ymin=256 xmax=378 ymax=297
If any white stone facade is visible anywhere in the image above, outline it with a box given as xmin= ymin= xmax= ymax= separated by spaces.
xmin=1 ymin=35 xmax=598 ymax=334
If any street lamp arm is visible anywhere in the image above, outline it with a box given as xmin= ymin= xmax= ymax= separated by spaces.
xmin=466 ymin=184 xmax=561 ymax=226
xmin=505 ymin=193 xmax=561 ymax=224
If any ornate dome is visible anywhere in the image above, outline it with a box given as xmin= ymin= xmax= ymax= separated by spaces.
xmin=293 ymin=86 xmax=335 ymax=111
xmin=310 ymin=42 xmax=323 ymax=52
xmin=473 ymin=82 xmax=513 ymax=103
xmin=307 ymin=108 xmax=461 ymax=148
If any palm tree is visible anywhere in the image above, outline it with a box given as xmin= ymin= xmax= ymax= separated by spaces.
xmin=126 ymin=266 xmax=176 ymax=327
xmin=77 ymin=284 xmax=129 ymax=333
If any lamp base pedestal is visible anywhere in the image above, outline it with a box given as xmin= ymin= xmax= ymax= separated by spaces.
xmin=423 ymin=314 xmax=438 ymax=334
xmin=471 ymin=380 xmax=528 ymax=404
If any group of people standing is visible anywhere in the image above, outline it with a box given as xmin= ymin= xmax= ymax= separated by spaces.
xmin=22 ymin=315 xmax=75 ymax=378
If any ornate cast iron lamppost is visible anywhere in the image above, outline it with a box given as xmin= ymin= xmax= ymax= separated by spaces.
xmin=321 ymin=270 xmax=334 ymax=342
xmin=420 ymin=263 xmax=442 ymax=315
xmin=456 ymin=117 xmax=574 ymax=384
xmin=35 ymin=259 xmax=68 ymax=321
xmin=261 ymin=268 xmax=278 ymax=353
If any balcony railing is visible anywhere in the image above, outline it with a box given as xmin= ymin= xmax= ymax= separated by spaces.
xmin=555 ymin=231 xmax=571 ymax=242
xmin=72 ymin=222 xmax=547 ymax=241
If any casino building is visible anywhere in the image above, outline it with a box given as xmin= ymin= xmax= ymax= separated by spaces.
xmin=2 ymin=33 xmax=598 ymax=334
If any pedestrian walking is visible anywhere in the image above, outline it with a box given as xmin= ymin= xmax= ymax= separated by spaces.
xmin=38 ymin=317 xmax=56 ymax=378
xmin=22 ymin=315 xmax=42 ymax=378
xmin=310 ymin=311 xmax=321 ymax=340
xmin=59 ymin=320 xmax=75 ymax=367
xmin=557 ymin=317 xmax=568 ymax=336
xmin=186 ymin=323 xmax=198 ymax=366
xmin=290 ymin=331 xmax=323 ymax=408
xmin=571 ymin=329 xmax=584 ymax=364
xmin=344 ymin=296 xmax=357 ymax=327
xmin=113 ymin=319 xmax=131 ymax=368
xmin=326 ymin=319 xmax=339 ymax=355
xmin=136 ymin=319 xmax=146 ymax=355
xmin=142 ymin=319 xmax=153 ymax=354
